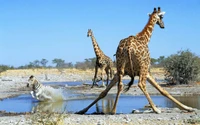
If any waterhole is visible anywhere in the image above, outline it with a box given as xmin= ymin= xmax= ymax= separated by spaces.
xmin=0 ymin=81 xmax=199 ymax=114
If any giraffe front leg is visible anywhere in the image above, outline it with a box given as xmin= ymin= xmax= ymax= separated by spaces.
xmin=138 ymin=73 xmax=161 ymax=114
xmin=147 ymin=73 xmax=194 ymax=112
xmin=100 ymin=67 xmax=106 ymax=87
xmin=92 ymin=65 xmax=99 ymax=88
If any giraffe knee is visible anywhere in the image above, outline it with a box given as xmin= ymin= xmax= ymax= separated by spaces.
xmin=138 ymin=83 xmax=147 ymax=92
xmin=138 ymin=83 xmax=143 ymax=90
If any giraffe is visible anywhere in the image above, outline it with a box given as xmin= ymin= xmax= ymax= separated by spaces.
xmin=87 ymin=29 xmax=113 ymax=88
xmin=77 ymin=7 xmax=194 ymax=114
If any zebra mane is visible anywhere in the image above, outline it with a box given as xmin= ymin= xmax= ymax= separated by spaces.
xmin=32 ymin=78 xmax=42 ymax=90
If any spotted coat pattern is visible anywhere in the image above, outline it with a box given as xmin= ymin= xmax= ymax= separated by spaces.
xmin=87 ymin=29 xmax=113 ymax=88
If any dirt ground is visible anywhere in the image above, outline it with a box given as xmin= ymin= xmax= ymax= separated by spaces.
xmin=0 ymin=68 xmax=200 ymax=125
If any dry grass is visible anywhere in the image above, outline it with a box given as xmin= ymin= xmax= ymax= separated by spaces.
xmin=0 ymin=68 xmax=94 ymax=77
xmin=150 ymin=67 xmax=164 ymax=73
xmin=29 ymin=112 xmax=67 ymax=125
xmin=0 ymin=67 xmax=164 ymax=78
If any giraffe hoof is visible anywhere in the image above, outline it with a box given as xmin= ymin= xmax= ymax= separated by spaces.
xmin=186 ymin=106 xmax=195 ymax=112
xmin=110 ymin=110 xmax=116 ymax=115
xmin=154 ymin=108 xmax=161 ymax=114
xmin=91 ymin=84 xmax=98 ymax=88
xmin=110 ymin=112 xmax=116 ymax=115
xmin=152 ymin=107 xmax=161 ymax=114
xmin=75 ymin=110 xmax=86 ymax=114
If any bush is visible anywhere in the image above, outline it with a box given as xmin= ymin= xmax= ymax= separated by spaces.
xmin=0 ymin=65 xmax=13 ymax=73
xmin=163 ymin=50 xmax=200 ymax=85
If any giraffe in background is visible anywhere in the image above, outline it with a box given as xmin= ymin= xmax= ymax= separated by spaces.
xmin=77 ymin=7 xmax=194 ymax=114
xmin=87 ymin=29 xmax=113 ymax=88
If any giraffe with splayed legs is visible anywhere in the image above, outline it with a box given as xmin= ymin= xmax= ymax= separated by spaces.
xmin=87 ymin=29 xmax=113 ymax=88
xmin=77 ymin=7 xmax=194 ymax=114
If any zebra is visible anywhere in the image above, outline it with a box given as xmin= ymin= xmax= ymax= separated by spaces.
xmin=27 ymin=75 xmax=53 ymax=101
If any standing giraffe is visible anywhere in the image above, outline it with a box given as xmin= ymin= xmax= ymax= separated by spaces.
xmin=77 ymin=7 xmax=194 ymax=114
xmin=87 ymin=29 xmax=113 ymax=88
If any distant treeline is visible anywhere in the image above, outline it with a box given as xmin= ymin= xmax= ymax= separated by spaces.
xmin=0 ymin=56 xmax=166 ymax=72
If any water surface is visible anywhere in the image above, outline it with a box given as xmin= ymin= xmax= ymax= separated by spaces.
xmin=0 ymin=81 xmax=198 ymax=114
xmin=0 ymin=94 xmax=199 ymax=114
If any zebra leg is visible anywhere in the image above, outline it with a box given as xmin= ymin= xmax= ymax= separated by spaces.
xmin=30 ymin=91 xmax=36 ymax=98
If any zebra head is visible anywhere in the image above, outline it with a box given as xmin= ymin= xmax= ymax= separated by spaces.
xmin=27 ymin=75 xmax=40 ymax=90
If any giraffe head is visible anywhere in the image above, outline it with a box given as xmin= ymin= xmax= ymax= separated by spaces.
xmin=87 ymin=29 xmax=93 ymax=37
xmin=149 ymin=7 xmax=165 ymax=29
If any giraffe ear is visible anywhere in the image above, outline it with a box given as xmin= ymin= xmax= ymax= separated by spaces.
xmin=147 ymin=13 xmax=151 ymax=16
xmin=158 ymin=12 xmax=166 ymax=16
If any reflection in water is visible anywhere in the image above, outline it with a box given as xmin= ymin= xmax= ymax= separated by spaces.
xmin=165 ymin=95 xmax=200 ymax=109
xmin=30 ymin=95 xmax=200 ymax=114
xmin=31 ymin=101 xmax=68 ymax=113
xmin=31 ymin=95 xmax=115 ymax=113
xmin=96 ymin=96 xmax=114 ymax=113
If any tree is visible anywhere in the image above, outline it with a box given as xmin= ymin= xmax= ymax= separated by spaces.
xmin=151 ymin=58 xmax=157 ymax=65
xmin=33 ymin=60 xmax=40 ymax=68
xmin=0 ymin=65 xmax=13 ymax=73
xmin=157 ymin=56 xmax=165 ymax=66
xmin=66 ymin=62 xmax=73 ymax=68
xmin=40 ymin=59 xmax=48 ymax=67
xmin=75 ymin=61 xmax=87 ymax=70
xmin=163 ymin=50 xmax=200 ymax=85
xmin=52 ymin=58 xmax=65 ymax=68
xmin=61 ymin=62 xmax=74 ymax=68
xmin=27 ymin=62 xmax=35 ymax=68
xmin=88 ymin=57 xmax=96 ymax=68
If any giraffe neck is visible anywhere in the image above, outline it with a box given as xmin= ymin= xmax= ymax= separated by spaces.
xmin=136 ymin=16 xmax=157 ymax=44
xmin=90 ymin=35 xmax=104 ymax=58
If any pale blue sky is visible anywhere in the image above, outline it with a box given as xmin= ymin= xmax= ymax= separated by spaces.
xmin=0 ymin=1 xmax=200 ymax=67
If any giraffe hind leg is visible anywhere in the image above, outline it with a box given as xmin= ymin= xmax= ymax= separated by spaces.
xmin=147 ymin=73 xmax=194 ymax=112
xmin=111 ymin=73 xmax=123 ymax=114
xmin=100 ymin=66 xmax=106 ymax=87
xmin=138 ymin=74 xmax=161 ymax=113
xmin=92 ymin=66 xmax=99 ymax=88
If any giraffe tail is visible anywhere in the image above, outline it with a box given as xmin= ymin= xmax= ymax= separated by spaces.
xmin=127 ymin=49 xmax=134 ymax=77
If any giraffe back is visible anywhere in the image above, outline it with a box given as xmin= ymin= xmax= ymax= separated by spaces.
xmin=116 ymin=35 xmax=150 ymax=77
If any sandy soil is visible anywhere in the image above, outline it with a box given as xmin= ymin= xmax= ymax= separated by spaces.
xmin=0 ymin=110 xmax=200 ymax=125
xmin=0 ymin=69 xmax=200 ymax=125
